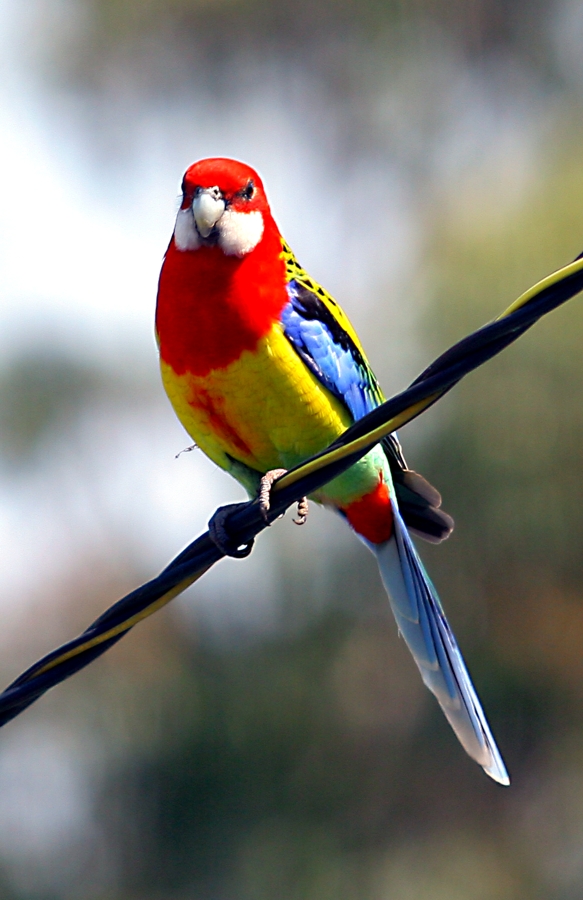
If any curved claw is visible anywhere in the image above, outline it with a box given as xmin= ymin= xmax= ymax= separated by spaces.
xmin=259 ymin=469 xmax=309 ymax=526
xmin=258 ymin=469 xmax=288 ymax=523
xmin=294 ymin=496 xmax=309 ymax=526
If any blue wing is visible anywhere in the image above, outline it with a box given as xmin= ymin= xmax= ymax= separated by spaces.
xmin=281 ymin=279 xmax=383 ymax=422
xmin=280 ymin=258 xmax=507 ymax=784
xmin=281 ymin=277 xmax=453 ymax=543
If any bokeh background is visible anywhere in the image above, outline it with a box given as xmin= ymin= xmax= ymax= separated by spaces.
xmin=2 ymin=0 xmax=583 ymax=896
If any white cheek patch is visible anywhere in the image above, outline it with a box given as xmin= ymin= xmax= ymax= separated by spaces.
xmin=174 ymin=208 xmax=201 ymax=251
xmin=218 ymin=210 xmax=264 ymax=257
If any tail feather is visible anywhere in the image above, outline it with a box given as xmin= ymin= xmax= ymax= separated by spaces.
xmin=372 ymin=511 xmax=509 ymax=786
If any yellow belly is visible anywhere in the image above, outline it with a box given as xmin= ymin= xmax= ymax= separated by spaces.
xmin=160 ymin=322 xmax=352 ymax=477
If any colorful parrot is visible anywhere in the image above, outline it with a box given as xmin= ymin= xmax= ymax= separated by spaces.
xmin=155 ymin=157 xmax=509 ymax=785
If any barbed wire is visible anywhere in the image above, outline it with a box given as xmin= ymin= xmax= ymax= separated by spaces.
xmin=1 ymin=253 xmax=583 ymax=727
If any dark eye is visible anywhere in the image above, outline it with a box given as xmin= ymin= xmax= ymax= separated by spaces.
xmin=240 ymin=180 xmax=255 ymax=201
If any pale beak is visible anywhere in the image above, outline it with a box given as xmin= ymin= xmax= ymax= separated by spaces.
xmin=192 ymin=187 xmax=225 ymax=238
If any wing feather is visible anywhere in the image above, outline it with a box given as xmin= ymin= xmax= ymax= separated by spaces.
xmin=280 ymin=239 xmax=452 ymax=542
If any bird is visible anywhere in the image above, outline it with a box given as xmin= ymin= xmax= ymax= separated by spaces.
xmin=155 ymin=157 xmax=509 ymax=785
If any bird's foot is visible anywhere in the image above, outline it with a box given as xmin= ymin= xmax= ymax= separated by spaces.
xmin=208 ymin=503 xmax=255 ymax=558
xmin=293 ymin=496 xmax=309 ymax=526
xmin=259 ymin=468 xmax=309 ymax=526
xmin=258 ymin=468 xmax=287 ymax=522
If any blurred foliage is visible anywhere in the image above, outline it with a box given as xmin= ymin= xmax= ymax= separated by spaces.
xmin=421 ymin=126 xmax=583 ymax=596
xmin=73 ymin=0 xmax=553 ymax=59
xmin=91 ymin=610 xmax=520 ymax=900
xmin=6 ymin=0 xmax=583 ymax=898
xmin=0 ymin=353 xmax=99 ymax=464
xmin=47 ymin=0 xmax=560 ymax=125
xmin=0 ymin=349 xmax=151 ymax=467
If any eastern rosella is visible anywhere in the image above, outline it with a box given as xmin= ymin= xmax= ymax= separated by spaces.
xmin=155 ymin=158 xmax=508 ymax=785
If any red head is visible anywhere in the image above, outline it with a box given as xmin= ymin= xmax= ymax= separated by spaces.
xmin=157 ymin=158 xmax=288 ymax=375
xmin=173 ymin=158 xmax=274 ymax=257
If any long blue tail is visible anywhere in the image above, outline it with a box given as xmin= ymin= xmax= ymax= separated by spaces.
xmin=371 ymin=510 xmax=509 ymax=785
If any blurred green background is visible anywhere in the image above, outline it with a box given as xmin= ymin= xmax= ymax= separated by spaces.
xmin=2 ymin=0 xmax=583 ymax=897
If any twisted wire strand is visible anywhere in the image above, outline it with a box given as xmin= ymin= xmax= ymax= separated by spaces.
xmin=1 ymin=254 xmax=582 ymax=727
